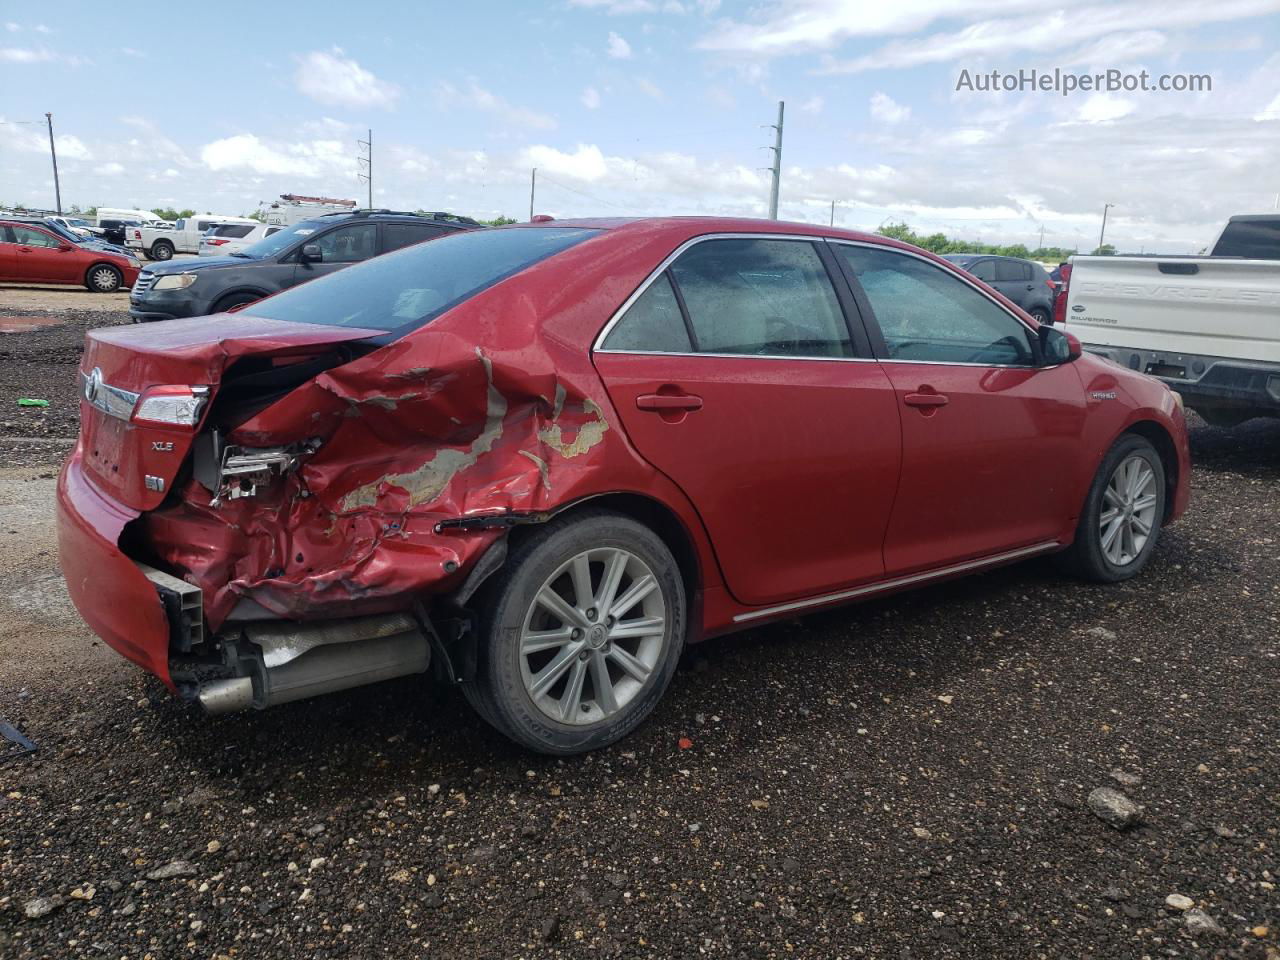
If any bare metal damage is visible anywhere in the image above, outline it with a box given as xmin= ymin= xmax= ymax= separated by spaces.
xmin=142 ymin=331 xmax=614 ymax=628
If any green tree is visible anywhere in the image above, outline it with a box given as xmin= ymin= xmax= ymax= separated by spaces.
xmin=479 ymin=215 xmax=518 ymax=226
xmin=1091 ymin=244 xmax=1116 ymax=256
xmin=246 ymin=210 xmax=267 ymax=223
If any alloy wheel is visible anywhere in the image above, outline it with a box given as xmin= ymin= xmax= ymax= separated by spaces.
xmin=519 ymin=547 xmax=667 ymax=725
xmin=1099 ymin=454 xmax=1158 ymax=566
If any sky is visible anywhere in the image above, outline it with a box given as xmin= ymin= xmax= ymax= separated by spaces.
xmin=3 ymin=0 xmax=1280 ymax=253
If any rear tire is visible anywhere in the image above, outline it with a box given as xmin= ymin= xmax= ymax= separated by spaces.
xmin=1057 ymin=434 xmax=1165 ymax=582
xmin=1030 ymin=306 xmax=1051 ymax=325
xmin=149 ymin=240 xmax=174 ymax=261
xmin=463 ymin=510 xmax=686 ymax=755
xmin=85 ymin=264 xmax=122 ymax=293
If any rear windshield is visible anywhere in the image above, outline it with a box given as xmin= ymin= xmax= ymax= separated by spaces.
xmin=246 ymin=227 xmax=600 ymax=332
xmin=211 ymin=224 xmax=256 ymax=238
xmin=1211 ymin=219 xmax=1280 ymax=259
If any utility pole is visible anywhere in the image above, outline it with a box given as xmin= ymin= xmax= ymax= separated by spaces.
xmin=1098 ymin=202 xmax=1115 ymax=250
xmin=1038 ymin=224 xmax=1044 ymax=251
xmin=357 ymin=129 xmax=372 ymax=209
xmin=45 ymin=113 xmax=62 ymax=215
xmin=829 ymin=200 xmax=836 ymax=226
xmin=529 ymin=168 xmax=537 ymax=221
xmin=765 ymin=101 xmax=784 ymax=219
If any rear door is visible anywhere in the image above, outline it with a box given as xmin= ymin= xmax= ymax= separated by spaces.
xmin=831 ymin=242 xmax=1087 ymax=575
xmin=380 ymin=222 xmax=448 ymax=254
xmin=0 ymin=225 xmax=17 ymax=281
xmin=992 ymin=258 xmax=1035 ymax=309
xmin=593 ymin=235 xmax=902 ymax=607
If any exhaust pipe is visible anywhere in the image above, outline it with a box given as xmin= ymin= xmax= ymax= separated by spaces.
xmin=196 ymin=613 xmax=431 ymax=714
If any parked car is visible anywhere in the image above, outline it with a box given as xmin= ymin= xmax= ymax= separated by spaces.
xmin=8 ymin=216 xmax=132 ymax=257
xmin=199 ymin=222 xmax=283 ymax=257
xmin=128 ymin=210 xmax=480 ymax=321
xmin=0 ymin=218 xmax=141 ymax=291
xmin=98 ymin=218 xmax=142 ymax=246
xmin=128 ymin=214 xmax=258 ymax=261
xmin=942 ymin=254 xmax=1056 ymax=324
xmin=47 ymin=215 xmax=96 ymax=238
xmin=59 ymin=217 xmax=1190 ymax=754
xmin=1060 ymin=214 xmax=1280 ymax=426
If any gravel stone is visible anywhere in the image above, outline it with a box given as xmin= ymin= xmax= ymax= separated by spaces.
xmin=1165 ymin=893 xmax=1195 ymax=912
xmin=1086 ymin=787 xmax=1142 ymax=829
xmin=1183 ymin=908 xmax=1225 ymax=936
xmin=145 ymin=860 xmax=197 ymax=880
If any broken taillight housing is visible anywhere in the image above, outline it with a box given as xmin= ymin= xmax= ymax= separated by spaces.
xmin=132 ymin=385 xmax=210 ymax=427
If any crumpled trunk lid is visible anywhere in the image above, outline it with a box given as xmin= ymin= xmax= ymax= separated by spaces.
xmin=79 ymin=315 xmax=384 ymax=512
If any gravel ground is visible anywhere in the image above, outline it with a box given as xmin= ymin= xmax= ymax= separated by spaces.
xmin=0 ymin=298 xmax=1276 ymax=959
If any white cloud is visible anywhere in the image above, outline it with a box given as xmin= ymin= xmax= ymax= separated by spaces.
xmin=800 ymin=95 xmax=824 ymax=113
xmin=570 ymin=0 xmax=658 ymax=11
xmin=869 ymin=91 xmax=910 ymax=123
xmin=200 ymin=134 xmax=355 ymax=178
xmin=4 ymin=22 xmax=19 ymax=32
xmin=94 ymin=161 xmax=125 ymax=176
xmin=435 ymin=80 xmax=557 ymax=130
xmin=607 ymin=31 xmax=633 ymax=59
xmin=635 ymin=77 xmax=664 ymax=99
xmin=1255 ymin=91 xmax=1280 ymax=120
xmin=34 ymin=23 xmax=50 ymax=33
xmin=1075 ymin=92 xmax=1136 ymax=123
xmin=294 ymin=47 xmax=399 ymax=108
xmin=520 ymin=143 xmax=611 ymax=182
xmin=581 ymin=86 xmax=602 ymax=109
xmin=1 ymin=46 xmax=53 ymax=62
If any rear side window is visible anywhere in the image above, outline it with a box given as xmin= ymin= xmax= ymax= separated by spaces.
xmin=1211 ymin=219 xmax=1280 ymax=259
xmin=383 ymin=222 xmax=446 ymax=253
xmin=995 ymin=260 xmax=1032 ymax=282
xmin=602 ymin=274 xmax=693 ymax=353
xmin=668 ymin=238 xmax=852 ymax=358
xmin=837 ymin=245 xmax=1035 ymax=366
xmin=212 ymin=224 xmax=255 ymax=239
xmin=247 ymin=227 xmax=600 ymax=332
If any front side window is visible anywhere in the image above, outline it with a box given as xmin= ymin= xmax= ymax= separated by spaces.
xmin=967 ymin=259 xmax=996 ymax=282
xmin=837 ymin=245 xmax=1035 ymax=366
xmin=11 ymin=225 xmax=60 ymax=248
xmin=313 ymin=222 xmax=377 ymax=263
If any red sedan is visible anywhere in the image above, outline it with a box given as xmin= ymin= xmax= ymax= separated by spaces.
xmin=0 ymin=218 xmax=140 ymax=292
xmin=56 ymin=218 xmax=1190 ymax=753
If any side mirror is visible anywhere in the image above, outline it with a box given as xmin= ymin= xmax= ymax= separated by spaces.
xmin=1039 ymin=325 xmax=1081 ymax=365
xmin=58 ymin=242 xmax=74 ymax=252
xmin=300 ymin=243 xmax=322 ymax=263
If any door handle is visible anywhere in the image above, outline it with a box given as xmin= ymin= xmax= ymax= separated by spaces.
xmin=904 ymin=392 xmax=948 ymax=408
xmin=636 ymin=393 xmax=703 ymax=412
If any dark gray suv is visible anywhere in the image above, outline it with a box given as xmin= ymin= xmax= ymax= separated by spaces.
xmin=941 ymin=254 xmax=1054 ymax=324
xmin=128 ymin=210 xmax=479 ymax=322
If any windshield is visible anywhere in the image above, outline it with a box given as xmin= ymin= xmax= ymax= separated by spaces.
xmin=236 ymin=219 xmax=325 ymax=259
xmin=246 ymin=227 xmax=600 ymax=332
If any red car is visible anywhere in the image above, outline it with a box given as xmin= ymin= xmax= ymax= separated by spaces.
xmin=57 ymin=218 xmax=1190 ymax=754
xmin=0 ymin=218 xmax=141 ymax=292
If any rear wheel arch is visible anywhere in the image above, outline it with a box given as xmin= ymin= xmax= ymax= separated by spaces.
xmin=211 ymin=289 xmax=269 ymax=313
xmin=1122 ymin=419 xmax=1179 ymax=522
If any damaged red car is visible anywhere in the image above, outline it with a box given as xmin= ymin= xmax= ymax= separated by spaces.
xmin=57 ymin=218 xmax=1191 ymax=754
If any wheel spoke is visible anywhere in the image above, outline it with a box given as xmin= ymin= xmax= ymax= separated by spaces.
xmin=1120 ymin=519 xmax=1136 ymax=561
xmin=1134 ymin=467 xmax=1155 ymax=498
xmin=1100 ymin=507 xmax=1120 ymax=525
xmin=1103 ymin=485 xmax=1125 ymax=509
xmin=589 ymin=651 xmax=617 ymax=715
xmin=595 ymin=550 xmax=628 ymax=616
xmin=610 ymin=574 xmax=657 ymax=620
xmin=1132 ymin=514 xmax=1152 ymax=536
xmin=608 ymin=645 xmax=653 ymax=684
xmin=1133 ymin=494 xmax=1157 ymax=512
xmin=521 ymin=626 xmax=576 ymax=655
xmin=1101 ymin=515 xmax=1124 ymax=554
xmin=558 ymin=658 xmax=588 ymax=721
xmin=529 ymin=644 xmax=580 ymax=697
xmin=569 ymin=554 xmax=593 ymax=611
xmin=536 ymin=586 xmax=587 ymax=629
xmin=609 ymin=615 xmax=665 ymax=640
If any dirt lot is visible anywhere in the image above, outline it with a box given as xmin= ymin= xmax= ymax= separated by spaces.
xmin=0 ymin=295 xmax=1276 ymax=959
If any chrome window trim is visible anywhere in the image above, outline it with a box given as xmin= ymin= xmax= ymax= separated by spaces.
xmin=81 ymin=369 xmax=140 ymax=421
xmin=732 ymin=540 xmax=1061 ymax=623
xmin=823 ymin=237 xmax=1042 ymax=367
xmin=593 ymin=348 xmax=878 ymax=363
xmin=591 ymin=232 xmax=850 ymax=356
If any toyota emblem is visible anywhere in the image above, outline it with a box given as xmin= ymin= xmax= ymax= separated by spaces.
xmin=84 ymin=367 xmax=104 ymax=405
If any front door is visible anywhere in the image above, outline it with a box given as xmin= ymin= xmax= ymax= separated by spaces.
xmin=594 ymin=236 xmax=902 ymax=607
xmin=292 ymin=221 xmax=378 ymax=289
xmin=831 ymin=242 xmax=1087 ymax=575
xmin=10 ymin=224 xmax=74 ymax=283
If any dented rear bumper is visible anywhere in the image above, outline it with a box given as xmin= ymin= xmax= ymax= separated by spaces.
xmin=57 ymin=447 xmax=176 ymax=689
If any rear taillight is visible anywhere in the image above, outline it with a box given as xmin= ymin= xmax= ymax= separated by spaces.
xmin=132 ymin=385 xmax=210 ymax=427
xmin=205 ymin=237 xmax=230 ymax=246
xmin=1053 ymin=264 xmax=1073 ymax=326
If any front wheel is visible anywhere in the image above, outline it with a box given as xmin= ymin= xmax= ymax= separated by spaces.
xmin=86 ymin=264 xmax=122 ymax=293
xmin=464 ymin=510 xmax=686 ymax=755
xmin=149 ymin=240 xmax=174 ymax=261
xmin=1058 ymin=434 xmax=1165 ymax=582
xmin=1029 ymin=306 xmax=1052 ymax=325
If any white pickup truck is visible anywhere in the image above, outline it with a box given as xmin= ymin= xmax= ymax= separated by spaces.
xmin=127 ymin=214 xmax=258 ymax=261
xmin=1062 ymin=214 xmax=1280 ymax=426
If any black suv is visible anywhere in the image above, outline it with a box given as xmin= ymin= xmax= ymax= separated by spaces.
xmin=940 ymin=254 xmax=1055 ymax=324
xmin=129 ymin=210 xmax=480 ymax=322
xmin=98 ymin=219 xmax=141 ymax=245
